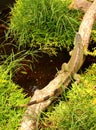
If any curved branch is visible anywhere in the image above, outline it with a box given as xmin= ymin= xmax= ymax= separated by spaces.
xmin=19 ymin=1 xmax=96 ymax=130
xmin=69 ymin=0 xmax=92 ymax=13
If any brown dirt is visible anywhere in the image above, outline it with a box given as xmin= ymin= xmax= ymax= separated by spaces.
xmin=0 ymin=8 xmax=95 ymax=97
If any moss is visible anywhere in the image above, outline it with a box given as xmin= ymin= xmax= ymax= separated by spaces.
xmin=41 ymin=63 xmax=96 ymax=130
xmin=0 ymin=54 xmax=30 ymax=130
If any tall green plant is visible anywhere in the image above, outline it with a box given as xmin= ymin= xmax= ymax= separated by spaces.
xmin=7 ymin=0 xmax=82 ymax=55
xmin=0 ymin=53 xmax=31 ymax=130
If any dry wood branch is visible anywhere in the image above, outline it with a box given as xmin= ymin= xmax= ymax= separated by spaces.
xmin=79 ymin=0 xmax=96 ymax=48
xmin=69 ymin=0 xmax=92 ymax=13
xmin=70 ymin=0 xmax=96 ymax=48
xmin=19 ymin=1 xmax=96 ymax=130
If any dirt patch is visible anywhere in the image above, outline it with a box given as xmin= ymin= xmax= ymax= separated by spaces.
xmin=0 ymin=8 xmax=96 ymax=97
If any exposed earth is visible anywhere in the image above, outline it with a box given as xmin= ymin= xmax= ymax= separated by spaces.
xmin=0 ymin=7 xmax=95 ymax=97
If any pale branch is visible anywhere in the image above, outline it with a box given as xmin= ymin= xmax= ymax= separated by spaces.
xmin=70 ymin=0 xmax=96 ymax=48
xmin=69 ymin=0 xmax=92 ymax=13
xmin=79 ymin=0 xmax=96 ymax=48
xmin=19 ymin=1 xmax=96 ymax=130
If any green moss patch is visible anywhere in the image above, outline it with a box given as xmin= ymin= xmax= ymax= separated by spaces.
xmin=0 ymin=54 xmax=30 ymax=130
xmin=41 ymin=63 xmax=96 ymax=130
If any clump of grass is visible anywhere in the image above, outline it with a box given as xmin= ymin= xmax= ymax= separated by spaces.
xmin=0 ymin=53 xmax=31 ymax=130
xmin=7 ymin=0 xmax=82 ymax=55
xmin=40 ymin=63 xmax=96 ymax=130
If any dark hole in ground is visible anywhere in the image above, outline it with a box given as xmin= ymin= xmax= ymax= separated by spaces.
xmin=13 ymin=50 xmax=70 ymax=96
xmin=0 ymin=8 xmax=96 ymax=97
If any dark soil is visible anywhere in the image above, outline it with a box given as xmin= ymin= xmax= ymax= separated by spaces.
xmin=13 ymin=50 xmax=70 ymax=96
xmin=0 ymin=8 xmax=96 ymax=97
xmin=0 ymin=0 xmax=15 ymax=12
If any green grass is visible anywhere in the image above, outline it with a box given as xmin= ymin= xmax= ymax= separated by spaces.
xmin=7 ymin=0 xmax=82 ymax=55
xmin=0 ymin=53 xmax=31 ymax=130
xmin=1 ymin=1 xmax=95 ymax=129
xmin=40 ymin=63 xmax=96 ymax=130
